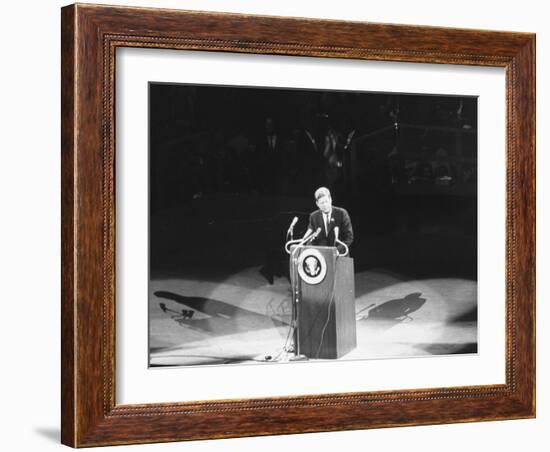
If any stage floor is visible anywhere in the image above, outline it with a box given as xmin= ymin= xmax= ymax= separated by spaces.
xmin=149 ymin=266 xmax=477 ymax=367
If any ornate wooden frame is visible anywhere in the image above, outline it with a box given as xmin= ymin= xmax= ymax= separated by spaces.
xmin=61 ymin=3 xmax=535 ymax=447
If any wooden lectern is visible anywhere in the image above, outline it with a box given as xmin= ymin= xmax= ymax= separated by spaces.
xmin=289 ymin=245 xmax=356 ymax=359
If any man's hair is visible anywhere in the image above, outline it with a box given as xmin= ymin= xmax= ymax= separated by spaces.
xmin=314 ymin=187 xmax=331 ymax=201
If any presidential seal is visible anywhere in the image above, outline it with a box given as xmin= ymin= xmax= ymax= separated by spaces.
xmin=297 ymin=248 xmax=327 ymax=285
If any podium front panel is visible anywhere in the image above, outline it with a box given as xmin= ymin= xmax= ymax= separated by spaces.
xmin=290 ymin=246 xmax=356 ymax=359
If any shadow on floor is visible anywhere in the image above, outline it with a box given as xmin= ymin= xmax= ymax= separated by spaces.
xmin=154 ymin=291 xmax=287 ymax=337
xmin=415 ymin=342 xmax=478 ymax=355
xmin=150 ymin=353 xmax=263 ymax=366
xmin=447 ymin=306 xmax=477 ymax=323
xmin=359 ymin=292 xmax=427 ymax=325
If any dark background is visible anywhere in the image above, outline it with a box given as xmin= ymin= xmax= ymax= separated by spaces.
xmin=149 ymin=83 xmax=477 ymax=282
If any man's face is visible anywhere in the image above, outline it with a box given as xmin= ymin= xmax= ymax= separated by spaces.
xmin=316 ymin=195 xmax=332 ymax=213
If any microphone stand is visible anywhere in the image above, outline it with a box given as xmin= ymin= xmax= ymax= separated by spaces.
xmin=333 ymin=227 xmax=349 ymax=257
xmin=284 ymin=232 xmax=318 ymax=362
xmin=335 ymin=239 xmax=349 ymax=257
xmin=289 ymin=241 xmax=308 ymax=362
xmin=287 ymin=225 xmax=294 ymax=241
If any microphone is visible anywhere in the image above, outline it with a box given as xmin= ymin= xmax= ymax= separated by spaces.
xmin=299 ymin=227 xmax=321 ymax=246
xmin=287 ymin=216 xmax=298 ymax=234
xmin=306 ymin=227 xmax=321 ymax=243
xmin=334 ymin=226 xmax=339 ymax=243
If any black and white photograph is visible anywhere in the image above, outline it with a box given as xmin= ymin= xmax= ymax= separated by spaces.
xmin=3 ymin=0 xmax=543 ymax=450
xmin=148 ymin=83 xmax=478 ymax=367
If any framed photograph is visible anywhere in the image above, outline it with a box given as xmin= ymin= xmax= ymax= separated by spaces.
xmin=61 ymin=3 xmax=535 ymax=447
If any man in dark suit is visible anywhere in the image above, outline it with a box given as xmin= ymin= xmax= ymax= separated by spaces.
xmin=303 ymin=187 xmax=353 ymax=253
